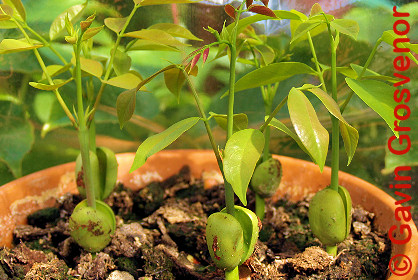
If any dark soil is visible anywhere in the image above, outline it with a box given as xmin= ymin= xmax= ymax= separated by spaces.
xmin=0 ymin=166 xmax=391 ymax=280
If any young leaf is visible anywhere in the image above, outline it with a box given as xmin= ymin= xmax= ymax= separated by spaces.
xmin=248 ymin=5 xmax=277 ymax=18
xmin=224 ymin=4 xmax=235 ymax=20
xmin=128 ymin=39 xmax=179 ymax=52
xmin=202 ymin=48 xmax=210 ymax=64
xmin=49 ymin=2 xmax=87 ymax=41
xmin=310 ymin=3 xmax=323 ymax=16
xmin=261 ymin=0 xmax=269 ymax=6
xmin=73 ymin=57 xmax=103 ymax=78
xmin=139 ymin=0 xmax=200 ymax=5
xmin=223 ymin=129 xmax=265 ymax=206
xmin=350 ymin=64 xmax=400 ymax=83
xmin=330 ymin=19 xmax=359 ymax=40
xmin=209 ymin=112 xmax=248 ymax=133
xmin=0 ymin=39 xmax=42 ymax=54
xmin=116 ymin=88 xmax=136 ymax=129
xmin=189 ymin=53 xmax=201 ymax=70
xmin=0 ymin=19 xmax=16 ymax=29
xmin=230 ymin=62 xmax=316 ymax=94
xmin=381 ymin=30 xmax=418 ymax=65
xmin=288 ymin=88 xmax=328 ymax=171
xmin=0 ymin=4 xmax=13 ymax=17
xmin=290 ymin=21 xmax=322 ymax=44
xmin=148 ymin=23 xmax=202 ymax=41
xmin=104 ymin=72 xmax=143 ymax=90
xmin=41 ymin=64 xmax=72 ymax=80
xmin=130 ymin=117 xmax=201 ymax=171
xmin=124 ymin=29 xmax=190 ymax=47
xmin=307 ymin=88 xmax=359 ymax=165
xmin=113 ymin=49 xmax=131 ymax=76
xmin=0 ymin=14 xmax=11 ymax=21
xmin=246 ymin=0 xmax=253 ymax=8
xmin=164 ymin=67 xmax=186 ymax=99
xmin=3 ymin=0 xmax=25 ymax=22
xmin=104 ymin=17 xmax=128 ymax=34
xmin=80 ymin=13 xmax=96 ymax=31
xmin=82 ymin=26 xmax=104 ymax=41
xmin=29 ymin=79 xmax=72 ymax=91
xmin=346 ymin=78 xmax=399 ymax=137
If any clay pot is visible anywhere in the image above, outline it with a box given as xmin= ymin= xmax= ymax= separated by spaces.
xmin=1 ymin=150 xmax=417 ymax=279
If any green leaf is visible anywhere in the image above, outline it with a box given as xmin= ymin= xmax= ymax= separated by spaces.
xmin=128 ymin=39 xmax=179 ymax=52
xmin=0 ymin=115 xmax=34 ymax=177
xmin=288 ymin=88 xmax=328 ymax=171
xmin=136 ymin=0 xmax=201 ymax=5
xmin=254 ymin=44 xmax=275 ymax=66
xmin=76 ymin=57 xmax=103 ymax=78
xmin=130 ymin=117 xmax=200 ymax=171
xmin=116 ymin=88 xmax=136 ymax=129
xmin=163 ymin=67 xmax=186 ymax=100
xmin=223 ymin=129 xmax=265 ymax=205
xmin=124 ymin=29 xmax=190 ymax=47
xmin=350 ymin=64 xmax=401 ymax=83
xmin=346 ymin=78 xmax=399 ymax=137
xmin=113 ymin=49 xmax=131 ymax=76
xmin=41 ymin=64 xmax=72 ymax=80
xmin=290 ymin=20 xmax=321 ymax=44
xmin=330 ymin=19 xmax=359 ymax=40
xmin=307 ymin=88 xmax=359 ymax=165
xmin=381 ymin=30 xmax=418 ymax=65
xmin=105 ymin=72 xmax=143 ymax=90
xmin=231 ymin=62 xmax=316 ymax=94
xmin=104 ymin=17 xmax=127 ymax=34
xmin=268 ymin=117 xmax=311 ymax=157
xmin=0 ymin=39 xmax=42 ymax=54
xmin=82 ymin=26 xmax=104 ymax=41
xmin=49 ymin=2 xmax=87 ymax=41
xmin=0 ymin=19 xmax=16 ymax=29
xmin=3 ymin=0 xmax=25 ymax=21
xmin=148 ymin=23 xmax=202 ymax=41
xmin=209 ymin=112 xmax=248 ymax=133
xmin=29 ymin=79 xmax=72 ymax=91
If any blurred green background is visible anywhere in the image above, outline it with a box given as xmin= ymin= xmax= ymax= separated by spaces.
xmin=0 ymin=0 xmax=417 ymax=221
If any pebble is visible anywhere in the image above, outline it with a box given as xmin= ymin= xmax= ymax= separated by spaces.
xmin=106 ymin=270 xmax=135 ymax=280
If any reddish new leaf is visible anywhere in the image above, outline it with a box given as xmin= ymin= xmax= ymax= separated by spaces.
xmin=225 ymin=4 xmax=236 ymax=20
xmin=189 ymin=53 xmax=201 ymax=71
xmin=202 ymin=48 xmax=209 ymax=64
xmin=248 ymin=5 xmax=276 ymax=18
xmin=246 ymin=0 xmax=253 ymax=8
xmin=261 ymin=0 xmax=269 ymax=6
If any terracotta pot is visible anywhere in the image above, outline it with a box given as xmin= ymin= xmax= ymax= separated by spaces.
xmin=1 ymin=150 xmax=417 ymax=279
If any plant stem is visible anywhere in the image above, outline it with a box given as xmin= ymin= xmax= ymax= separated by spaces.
xmin=75 ymin=33 xmax=96 ymax=209
xmin=225 ymin=267 xmax=239 ymax=280
xmin=255 ymin=193 xmax=265 ymax=220
xmin=307 ymin=32 xmax=327 ymax=92
xmin=340 ymin=38 xmax=383 ymax=113
xmin=12 ymin=18 xmax=76 ymax=126
xmin=259 ymin=95 xmax=288 ymax=132
xmin=326 ymin=245 xmax=338 ymax=256
xmin=327 ymin=25 xmax=339 ymax=192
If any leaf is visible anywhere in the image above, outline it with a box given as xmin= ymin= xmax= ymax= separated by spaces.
xmin=75 ymin=57 xmax=103 ymax=78
xmin=248 ymin=5 xmax=277 ymax=18
xmin=254 ymin=44 xmax=275 ymax=66
xmin=246 ymin=0 xmax=253 ymax=8
xmin=116 ymin=88 xmax=136 ymax=129
xmin=29 ymin=79 xmax=72 ymax=91
xmin=269 ymin=118 xmax=311 ymax=156
xmin=310 ymin=3 xmax=323 ymax=16
xmin=0 ymin=4 xmax=14 ymax=17
xmin=381 ymin=30 xmax=418 ymax=65
xmin=41 ymin=64 xmax=72 ymax=80
xmin=0 ymin=39 xmax=42 ymax=54
xmin=80 ymin=13 xmax=95 ymax=31
xmin=209 ymin=112 xmax=248 ymax=133
xmin=350 ymin=64 xmax=400 ymax=83
xmin=330 ymin=19 xmax=359 ymax=40
xmin=224 ymin=4 xmax=235 ymax=20
xmin=128 ymin=39 xmax=179 ymax=52
xmin=130 ymin=117 xmax=200 ymax=171
xmin=3 ymin=0 xmax=25 ymax=21
xmin=82 ymin=26 xmax=104 ymax=41
xmin=307 ymin=88 xmax=359 ymax=165
xmin=164 ymin=67 xmax=186 ymax=100
xmin=202 ymin=48 xmax=209 ymax=64
xmin=105 ymin=72 xmax=143 ymax=90
xmin=0 ymin=115 xmax=34 ymax=177
xmin=0 ymin=19 xmax=15 ymax=29
xmin=230 ymin=62 xmax=316 ymax=95
xmin=288 ymin=88 xmax=328 ymax=171
xmin=290 ymin=21 xmax=322 ymax=44
xmin=49 ymin=2 xmax=87 ymax=41
xmin=124 ymin=29 xmax=189 ymax=47
xmin=113 ymin=49 xmax=131 ymax=76
xmin=223 ymin=129 xmax=265 ymax=206
xmin=104 ymin=17 xmax=127 ymax=34
xmin=137 ymin=0 xmax=200 ymax=5
xmin=148 ymin=23 xmax=202 ymax=41
xmin=346 ymin=78 xmax=399 ymax=137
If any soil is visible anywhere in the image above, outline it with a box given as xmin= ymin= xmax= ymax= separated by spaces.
xmin=0 ymin=165 xmax=391 ymax=280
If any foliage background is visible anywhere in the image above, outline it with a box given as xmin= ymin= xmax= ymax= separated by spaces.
xmin=0 ymin=0 xmax=417 ymax=220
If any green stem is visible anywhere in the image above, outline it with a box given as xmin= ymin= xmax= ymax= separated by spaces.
xmin=327 ymin=26 xmax=339 ymax=192
xmin=307 ymin=31 xmax=327 ymax=92
xmin=89 ymin=4 xmax=140 ymax=123
xmin=326 ymin=245 xmax=338 ymax=256
xmin=12 ymin=18 xmax=76 ymax=126
xmin=225 ymin=267 xmax=239 ymax=280
xmin=255 ymin=193 xmax=265 ymax=221
xmin=340 ymin=38 xmax=383 ymax=113
xmin=75 ymin=33 xmax=96 ymax=208
xmin=259 ymin=95 xmax=288 ymax=132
